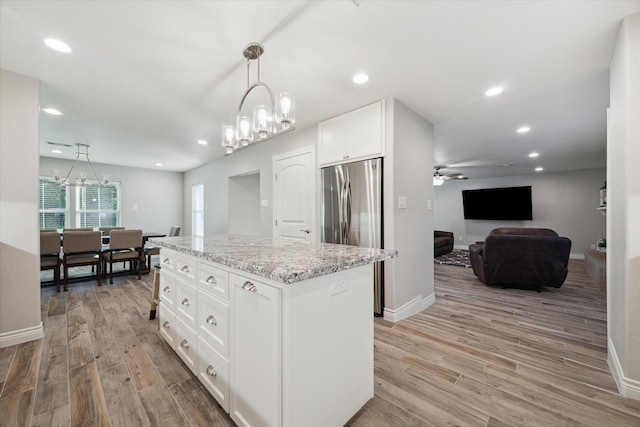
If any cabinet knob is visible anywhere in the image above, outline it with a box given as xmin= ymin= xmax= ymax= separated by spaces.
xmin=180 ymin=339 xmax=189 ymax=348
xmin=181 ymin=298 xmax=190 ymax=307
xmin=206 ymin=365 xmax=217 ymax=377
xmin=206 ymin=315 xmax=217 ymax=326
xmin=180 ymin=265 xmax=190 ymax=273
xmin=163 ymin=286 xmax=170 ymax=292
xmin=242 ymin=281 xmax=257 ymax=292
xmin=162 ymin=321 xmax=170 ymax=328
xmin=206 ymin=275 xmax=217 ymax=285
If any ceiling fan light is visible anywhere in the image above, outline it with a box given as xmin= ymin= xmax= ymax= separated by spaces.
xmin=433 ymin=176 xmax=445 ymax=186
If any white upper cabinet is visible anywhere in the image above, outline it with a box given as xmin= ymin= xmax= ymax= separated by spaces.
xmin=318 ymin=100 xmax=385 ymax=166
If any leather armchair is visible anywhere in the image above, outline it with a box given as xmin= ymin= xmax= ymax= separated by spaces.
xmin=434 ymin=230 xmax=454 ymax=257
xmin=469 ymin=228 xmax=571 ymax=291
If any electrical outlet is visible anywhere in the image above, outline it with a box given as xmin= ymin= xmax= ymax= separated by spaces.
xmin=330 ymin=275 xmax=348 ymax=296
xmin=458 ymin=236 xmax=463 ymax=241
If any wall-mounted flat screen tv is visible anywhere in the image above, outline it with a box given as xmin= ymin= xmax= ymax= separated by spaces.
xmin=462 ymin=186 xmax=532 ymax=220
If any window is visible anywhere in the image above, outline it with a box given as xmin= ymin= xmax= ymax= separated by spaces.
xmin=76 ymin=182 xmax=121 ymax=228
xmin=39 ymin=177 xmax=69 ymax=230
xmin=192 ymin=183 xmax=204 ymax=236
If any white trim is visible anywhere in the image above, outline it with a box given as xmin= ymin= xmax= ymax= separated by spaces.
xmin=608 ymin=338 xmax=640 ymax=400
xmin=0 ymin=323 xmax=44 ymax=348
xmin=570 ymin=252 xmax=585 ymax=260
xmin=383 ymin=293 xmax=434 ymax=323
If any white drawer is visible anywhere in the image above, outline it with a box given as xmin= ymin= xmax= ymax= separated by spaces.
xmin=159 ymin=271 xmax=175 ymax=311
xmin=175 ymin=277 xmax=198 ymax=331
xmin=175 ymin=317 xmax=197 ymax=374
xmin=198 ymin=291 xmax=229 ymax=358
xmin=158 ymin=304 xmax=175 ymax=347
xmin=175 ymin=254 xmax=197 ymax=283
xmin=197 ymin=262 xmax=229 ymax=302
xmin=197 ymin=337 xmax=230 ymax=412
xmin=159 ymin=249 xmax=176 ymax=273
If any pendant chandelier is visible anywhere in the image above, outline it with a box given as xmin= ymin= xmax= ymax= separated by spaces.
xmin=221 ymin=42 xmax=295 ymax=155
xmin=52 ymin=143 xmax=111 ymax=186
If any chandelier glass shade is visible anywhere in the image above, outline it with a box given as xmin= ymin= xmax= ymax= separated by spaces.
xmin=222 ymin=43 xmax=295 ymax=155
xmin=52 ymin=143 xmax=111 ymax=186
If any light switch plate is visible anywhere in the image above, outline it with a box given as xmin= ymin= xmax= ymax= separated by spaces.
xmin=398 ymin=196 xmax=407 ymax=209
xmin=261 ymin=200 xmax=269 ymax=208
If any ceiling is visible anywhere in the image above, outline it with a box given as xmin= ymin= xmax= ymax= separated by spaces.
xmin=2 ymin=0 xmax=639 ymax=178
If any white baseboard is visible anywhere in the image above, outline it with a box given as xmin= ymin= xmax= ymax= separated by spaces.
xmin=570 ymin=252 xmax=585 ymax=260
xmin=608 ymin=338 xmax=640 ymax=400
xmin=384 ymin=293 xmax=435 ymax=323
xmin=0 ymin=323 xmax=44 ymax=348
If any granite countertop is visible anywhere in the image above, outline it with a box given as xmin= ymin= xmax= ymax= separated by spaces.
xmin=149 ymin=234 xmax=397 ymax=284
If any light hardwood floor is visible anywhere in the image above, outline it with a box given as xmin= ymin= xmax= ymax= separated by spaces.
xmin=1 ymin=259 xmax=639 ymax=426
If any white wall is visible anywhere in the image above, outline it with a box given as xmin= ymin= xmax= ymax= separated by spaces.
xmin=184 ymin=125 xmax=317 ymax=237
xmin=433 ymin=168 xmax=607 ymax=257
xmin=228 ymin=172 xmax=261 ymax=235
xmin=383 ymin=99 xmax=434 ymax=321
xmin=39 ymin=157 xmax=184 ymax=233
xmin=608 ymin=12 xmax=640 ymax=400
xmin=0 ymin=69 xmax=43 ymax=347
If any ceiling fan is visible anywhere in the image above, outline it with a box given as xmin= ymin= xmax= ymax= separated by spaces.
xmin=433 ymin=166 xmax=468 ymax=186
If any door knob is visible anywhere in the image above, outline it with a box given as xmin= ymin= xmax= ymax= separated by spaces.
xmin=300 ymin=229 xmax=311 ymax=234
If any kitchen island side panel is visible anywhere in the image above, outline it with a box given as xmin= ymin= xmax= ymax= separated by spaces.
xmin=283 ymin=265 xmax=374 ymax=427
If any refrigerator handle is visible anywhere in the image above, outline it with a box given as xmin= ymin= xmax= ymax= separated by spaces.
xmin=345 ymin=180 xmax=352 ymax=244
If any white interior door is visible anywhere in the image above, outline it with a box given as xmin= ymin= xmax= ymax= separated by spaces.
xmin=273 ymin=147 xmax=315 ymax=242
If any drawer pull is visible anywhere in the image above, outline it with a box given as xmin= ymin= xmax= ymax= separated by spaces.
xmin=180 ymin=265 xmax=190 ymax=273
xmin=163 ymin=258 xmax=171 ymax=265
xmin=163 ymin=286 xmax=171 ymax=293
xmin=206 ymin=275 xmax=217 ymax=285
xmin=162 ymin=321 xmax=170 ymax=328
xmin=206 ymin=365 xmax=217 ymax=377
xmin=181 ymin=298 xmax=191 ymax=307
xmin=180 ymin=339 xmax=189 ymax=348
xmin=242 ymin=281 xmax=257 ymax=292
xmin=206 ymin=315 xmax=217 ymax=326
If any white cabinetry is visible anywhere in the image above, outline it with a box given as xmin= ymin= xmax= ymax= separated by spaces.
xmin=318 ymin=100 xmax=385 ymax=166
xmin=230 ymin=274 xmax=281 ymax=427
xmin=157 ymin=248 xmax=374 ymax=427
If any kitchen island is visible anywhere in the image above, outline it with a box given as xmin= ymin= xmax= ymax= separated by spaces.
xmin=149 ymin=235 xmax=397 ymax=427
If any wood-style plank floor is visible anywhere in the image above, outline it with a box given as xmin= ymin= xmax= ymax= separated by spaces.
xmin=1 ymin=259 xmax=639 ymax=426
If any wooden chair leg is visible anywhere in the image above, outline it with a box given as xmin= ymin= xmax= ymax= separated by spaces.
xmin=110 ymin=258 xmax=114 ymax=285
xmin=149 ymin=267 xmax=160 ymax=320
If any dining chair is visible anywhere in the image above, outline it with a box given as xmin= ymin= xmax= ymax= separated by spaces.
xmin=99 ymin=226 xmax=125 ymax=243
xmin=40 ymin=231 xmax=62 ymax=292
xmin=145 ymin=226 xmax=180 ymax=267
xmin=62 ymin=230 xmax=102 ymax=291
xmin=104 ymin=229 xmax=143 ymax=284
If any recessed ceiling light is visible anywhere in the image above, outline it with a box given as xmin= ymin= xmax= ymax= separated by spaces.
xmin=535 ymin=167 xmax=544 ymax=172
xmin=51 ymin=149 xmax=63 ymax=154
xmin=517 ymin=126 xmax=531 ymax=134
xmin=155 ymin=163 xmax=163 ymax=167
xmin=528 ymin=152 xmax=539 ymax=158
xmin=485 ymin=86 xmax=503 ymax=97
xmin=352 ymin=73 xmax=369 ymax=85
xmin=42 ymin=108 xmax=63 ymax=116
xmin=197 ymin=139 xmax=208 ymax=145
xmin=44 ymin=38 xmax=71 ymax=53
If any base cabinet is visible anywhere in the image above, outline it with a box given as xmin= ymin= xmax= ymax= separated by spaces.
xmin=230 ymin=274 xmax=281 ymax=427
xmin=158 ymin=248 xmax=374 ymax=427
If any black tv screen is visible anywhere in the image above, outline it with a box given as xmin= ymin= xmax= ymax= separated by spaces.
xmin=462 ymin=186 xmax=532 ymax=220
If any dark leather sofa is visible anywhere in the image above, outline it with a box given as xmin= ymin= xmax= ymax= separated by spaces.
xmin=468 ymin=227 xmax=571 ymax=291
xmin=434 ymin=230 xmax=454 ymax=257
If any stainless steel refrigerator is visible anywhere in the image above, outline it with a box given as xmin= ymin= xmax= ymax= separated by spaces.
xmin=321 ymin=158 xmax=384 ymax=316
